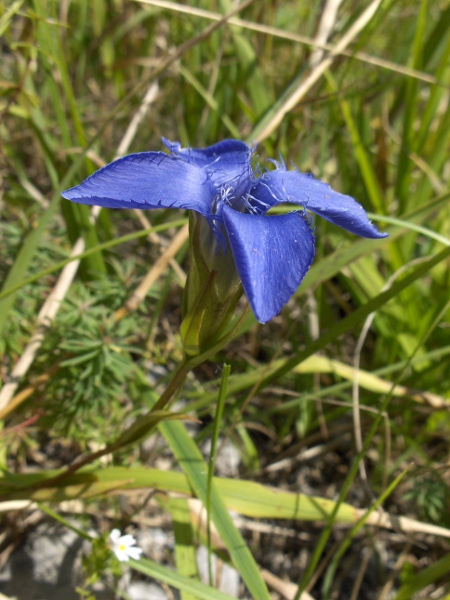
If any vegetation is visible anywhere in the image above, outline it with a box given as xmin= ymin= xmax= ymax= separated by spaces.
xmin=1 ymin=0 xmax=449 ymax=598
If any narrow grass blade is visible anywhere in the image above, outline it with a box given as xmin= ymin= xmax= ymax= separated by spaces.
xmin=159 ymin=419 xmax=272 ymax=600
xmin=28 ymin=501 xmax=236 ymax=600
xmin=392 ymin=553 xmax=450 ymax=600
xmin=394 ymin=0 xmax=428 ymax=212
xmin=0 ymin=219 xmax=188 ymax=303
xmin=130 ymin=556 xmax=239 ymax=600
xmin=321 ymin=466 xmax=411 ymax=598
xmin=325 ymin=71 xmax=384 ymax=214
xmin=178 ymin=66 xmax=240 ymax=138
xmin=167 ymin=497 xmax=200 ymax=600
xmin=0 ymin=0 xmax=23 ymax=37
xmin=266 ymin=245 xmax=450 ymax=387
xmin=206 ymin=364 xmax=230 ymax=584
xmin=4 ymin=467 xmax=449 ymax=542
xmin=32 ymin=0 xmax=106 ymax=276
xmin=0 ymin=195 xmax=60 ymax=339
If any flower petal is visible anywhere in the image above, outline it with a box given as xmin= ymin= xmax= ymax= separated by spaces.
xmin=252 ymin=169 xmax=388 ymax=239
xmin=62 ymin=152 xmax=215 ymax=216
xmin=223 ymin=206 xmax=315 ymax=323
xmin=127 ymin=546 xmax=143 ymax=560
xmin=117 ymin=534 xmax=136 ymax=547
xmin=163 ymin=138 xmax=254 ymax=198
xmin=109 ymin=529 xmax=121 ymax=543
xmin=114 ymin=548 xmax=131 ymax=562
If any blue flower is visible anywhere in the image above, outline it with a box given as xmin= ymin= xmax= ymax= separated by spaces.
xmin=62 ymin=139 xmax=387 ymax=323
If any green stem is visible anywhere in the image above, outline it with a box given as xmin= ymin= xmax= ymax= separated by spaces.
xmin=206 ymin=364 xmax=230 ymax=585
xmin=25 ymin=359 xmax=192 ymax=491
xmin=24 ymin=305 xmax=250 ymax=494
xmin=151 ymin=358 xmax=192 ymax=412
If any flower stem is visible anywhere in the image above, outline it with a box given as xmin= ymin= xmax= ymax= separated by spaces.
xmin=151 ymin=358 xmax=192 ymax=412
xmin=23 ymin=306 xmax=250 ymax=495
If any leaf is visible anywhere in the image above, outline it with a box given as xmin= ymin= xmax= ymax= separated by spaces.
xmin=130 ymin=556 xmax=239 ymax=600
xmin=159 ymin=420 xmax=272 ymax=600
xmin=393 ymin=553 xmax=450 ymax=600
xmin=3 ymin=466 xmax=450 ymax=539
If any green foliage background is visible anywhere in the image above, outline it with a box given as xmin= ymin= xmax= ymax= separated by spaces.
xmin=0 ymin=0 xmax=449 ymax=598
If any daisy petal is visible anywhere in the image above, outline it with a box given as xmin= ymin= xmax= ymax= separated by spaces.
xmin=115 ymin=548 xmax=131 ymax=562
xmin=118 ymin=534 xmax=136 ymax=546
xmin=109 ymin=529 xmax=121 ymax=543
xmin=223 ymin=206 xmax=315 ymax=323
xmin=127 ymin=546 xmax=143 ymax=560
xmin=252 ymin=170 xmax=387 ymax=239
xmin=62 ymin=152 xmax=214 ymax=216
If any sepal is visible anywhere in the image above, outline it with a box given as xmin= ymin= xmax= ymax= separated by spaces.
xmin=181 ymin=213 xmax=242 ymax=356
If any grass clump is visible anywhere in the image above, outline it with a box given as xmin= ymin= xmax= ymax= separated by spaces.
xmin=1 ymin=1 xmax=449 ymax=599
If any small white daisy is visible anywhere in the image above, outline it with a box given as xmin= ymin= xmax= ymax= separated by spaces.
xmin=109 ymin=528 xmax=143 ymax=562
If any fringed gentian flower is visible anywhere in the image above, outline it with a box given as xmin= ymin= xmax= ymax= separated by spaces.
xmin=62 ymin=139 xmax=387 ymax=324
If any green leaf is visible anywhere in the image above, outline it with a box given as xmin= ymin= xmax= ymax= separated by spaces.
xmin=0 ymin=0 xmax=23 ymax=37
xmin=393 ymin=553 xmax=450 ymax=600
xmin=130 ymin=556 xmax=239 ymax=600
xmin=0 ymin=194 xmax=61 ymax=339
xmin=159 ymin=420 xmax=272 ymax=600
xmin=165 ymin=497 xmax=200 ymax=600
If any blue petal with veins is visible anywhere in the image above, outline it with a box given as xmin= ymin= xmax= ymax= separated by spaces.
xmin=62 ymin=139 xmax=387 ymax=323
